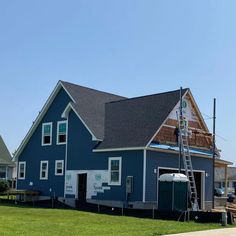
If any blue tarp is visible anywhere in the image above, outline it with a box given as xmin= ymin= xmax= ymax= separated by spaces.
xmin=149 ymin=143 xmax=212 ymax=157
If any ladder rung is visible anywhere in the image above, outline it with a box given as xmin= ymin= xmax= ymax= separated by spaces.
xmin=177 ymin=113 xmax=199 ymax=211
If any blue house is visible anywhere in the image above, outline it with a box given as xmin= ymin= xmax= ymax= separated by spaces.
xmin=15 ymin=81 xmax=231 ymax=210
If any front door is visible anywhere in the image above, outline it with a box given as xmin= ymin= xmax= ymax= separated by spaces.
xmin=78 ymin=173 xmax=87 ymax=201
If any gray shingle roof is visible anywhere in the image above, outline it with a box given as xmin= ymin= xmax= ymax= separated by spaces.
xmin=0 ymin=136 xmax=14 ymax=165
xmin=97 ymin=88 xmax=188 ymax=149
xmin=61 ymin=81 xmax=126 ymax=140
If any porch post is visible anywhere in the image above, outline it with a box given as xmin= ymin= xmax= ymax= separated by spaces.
xmin=224 ymin=165 xmax=228 ymax=197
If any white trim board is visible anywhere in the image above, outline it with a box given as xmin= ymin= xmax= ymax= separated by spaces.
xmin=93 ymin=147 xmax=145 ymax=152
xmin=142 ymin=149 xmax=147 ymax=202
xmin=64 ymin=115 xmax=69 ymax=198
xmin=14 ymin=81 xmax=76 ymax=161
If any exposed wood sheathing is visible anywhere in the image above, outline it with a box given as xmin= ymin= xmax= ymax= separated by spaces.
xmin=153 ymin=92 xmax=212 ymax=149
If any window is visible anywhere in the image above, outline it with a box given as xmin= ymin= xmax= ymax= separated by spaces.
xmin=57 ymin=121 xmax=67 ymax=144
xmin=108 ymin=157 xmax=122 ymax=186
xmin=55 ymin=160 xmax=64 ymax=176
xmin=18 ymin=162 xmax=26 ymax=179
xmin=40 ymin=161 xmax=49 ymax=180
xmin=0 ymin=166 xmax=6 ymax=179
xmin=42 ymin=123 xmax=52 ymax=146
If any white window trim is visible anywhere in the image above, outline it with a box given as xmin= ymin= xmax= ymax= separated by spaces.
xmin=55 ymin=160 xmax=64 ymax=176
xmin=108 ymin=157 xmax=122 ymax=186
xmin=40 ymin=161 xmax=49 ymax=180
xmin=18 ymin=161 xmax=26 ymax=180
xmin=56 ymin=121 xmax=67 ymax=145
xmin=42 ymin=122 xmax=53 ymax=146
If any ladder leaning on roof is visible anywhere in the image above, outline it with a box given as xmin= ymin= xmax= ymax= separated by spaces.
xmin=177 ymin=111 xmax=199 ymax=211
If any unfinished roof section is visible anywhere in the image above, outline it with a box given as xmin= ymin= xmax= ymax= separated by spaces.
xmin=61 ymin=81 xmax=126 ymax=140
xmin=153 ymin=90 xmax=212 ymax=149
xmin=97 ymin=88 xmax=188 ymax=149
xmin=0 ymin=136 xmax=14 ymax=165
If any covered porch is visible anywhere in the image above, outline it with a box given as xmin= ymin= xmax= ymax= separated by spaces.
xmin=214 ymin=159 xmax=233 ymax=208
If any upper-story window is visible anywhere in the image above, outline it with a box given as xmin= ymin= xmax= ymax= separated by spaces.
xmin=18 ymin=161 xmax=26 ymax=180
xmin=108 ymin=157 xmax=122 ymax=186
xmin=42 ymin=122 xmax=52 ymax=146
xmin=57 ymin=121 xmax=67 ymax=145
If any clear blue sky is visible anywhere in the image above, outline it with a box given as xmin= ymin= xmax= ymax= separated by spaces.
xmin=0 ymin=1 xmax=235 ymax=164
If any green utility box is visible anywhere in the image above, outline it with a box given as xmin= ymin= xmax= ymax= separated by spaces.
xmin=158 ymin=173 xmax=188 ymax=211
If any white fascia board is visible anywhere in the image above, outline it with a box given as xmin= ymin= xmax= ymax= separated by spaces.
xmin=61 ymin=102 xmax=98 ymax=141
xmin=93 ymin=147 xmax=145 ymax=152
xmin=14 ymin=81 xmax=76 ymax=161
xmin=187 ymin=90 xmax=210 ymax=132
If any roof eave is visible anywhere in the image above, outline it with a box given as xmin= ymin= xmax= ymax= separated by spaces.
xmin=14 ymin=81 xmax=75 ymax=161
xmin=61 ymin=102 xmax=98 ymax=141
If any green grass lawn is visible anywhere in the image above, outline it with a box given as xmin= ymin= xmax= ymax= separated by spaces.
xmin=0 ymin=203 xmax=223 ymax=236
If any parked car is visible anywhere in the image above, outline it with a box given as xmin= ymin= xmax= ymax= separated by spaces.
xmin=227 ymin=193 xmax=235 ymax=203
xmin=214 ymin=188 xmax=224 ymax=197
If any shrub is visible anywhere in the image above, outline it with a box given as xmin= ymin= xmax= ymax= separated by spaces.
xmin=0 ymin=180 xmax=9 ymax=193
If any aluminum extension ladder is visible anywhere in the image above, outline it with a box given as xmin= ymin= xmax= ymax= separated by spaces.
xmin=177 ymin=113 xmax=199 ymax=211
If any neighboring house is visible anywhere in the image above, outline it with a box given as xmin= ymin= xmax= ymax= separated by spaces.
xmin=15 ymin=81 xmax=231 ymax=210
xmin=215 ymin=167 xmax=236 ymax=191
xmin=0 ymin=136 xmax=15 ymax=181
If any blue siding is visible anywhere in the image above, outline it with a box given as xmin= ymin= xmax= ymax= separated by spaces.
xmin=146 ymin=150 xmax=213 ymax=203
xmin=67 ymin=110 xmax=144 ymax=201
xmin=94 ymin=150 xmax=143 ymax=202
xmin=17 ymin=88 xmax=72 ymax=197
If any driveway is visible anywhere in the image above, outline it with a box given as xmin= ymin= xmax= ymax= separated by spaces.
xmin=165 ymin=228 xmax=236 ymax=236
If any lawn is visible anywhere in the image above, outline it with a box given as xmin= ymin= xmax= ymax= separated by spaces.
xmin=0 ymin=204 xmax=222 ymax=236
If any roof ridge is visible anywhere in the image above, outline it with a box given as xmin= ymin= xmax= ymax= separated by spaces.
xmin=60 ymin=80 xmax=127 ymax=99
xmin=107 ymin=87 xmax=189 ymax=104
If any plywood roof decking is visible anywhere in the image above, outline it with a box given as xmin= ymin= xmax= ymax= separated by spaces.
xmin=152 ymin=91 xmax=212 ymax=150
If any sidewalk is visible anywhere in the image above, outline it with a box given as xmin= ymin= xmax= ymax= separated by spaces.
xmin=165 ymin=228 xmax=236 ymax=236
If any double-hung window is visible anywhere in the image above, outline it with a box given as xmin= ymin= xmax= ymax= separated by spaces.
xmin=42 ymin=123 xmax=52 ymax=146
xmin=18 ymin=162 xmax=26 ymax=179
xmin=40 ymin=161 xmax=49 ymax=180
xmin=108 ymin=157 xmax=122 ymax=186
xmin=57 ymin=121 xmax=67 ymax=145
xmin=55 ymin=160 xmax=64 ymax=176
xmin=0 ymin=166 xmax=6 ymax=179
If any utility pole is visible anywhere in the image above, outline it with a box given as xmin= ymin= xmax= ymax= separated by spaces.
xmin=179 ymin=87 xmax=183 ymax=173
xmin=212 ymin=98 xmax=216 ymax=209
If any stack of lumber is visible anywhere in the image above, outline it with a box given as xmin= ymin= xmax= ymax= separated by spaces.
xmin=211 ymin=208 xmax=226 ymax=213
xmin=226 ymin=203 xmax=236 ymax=219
